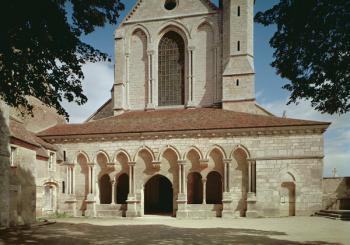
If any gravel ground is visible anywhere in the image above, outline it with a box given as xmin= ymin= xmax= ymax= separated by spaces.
xmin=0 ymin=216 xmax=348 ymax=245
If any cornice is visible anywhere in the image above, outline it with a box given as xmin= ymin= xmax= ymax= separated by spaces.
xmin=40 ymin=125 xmax=328 ymax=145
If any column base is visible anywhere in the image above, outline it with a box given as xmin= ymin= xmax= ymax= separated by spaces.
xmin=146 ymin=103 xmax=155 ymax=110
xmin=222 ymin=192 xmax=236 ymax=218
xmin=186 ymin=101 xmax=196 ymax=109
xmin=85 ymin=200 xmax=96 ymax=218
xmin=246 ymin=192 xmax=258 ymax=218
xmin=126 ymin=199 xmax=139 ymax=217
xmin=65 ymin=197 xmax=77 ymax=217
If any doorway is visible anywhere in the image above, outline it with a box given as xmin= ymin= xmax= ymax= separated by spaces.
xmin=144 ymin=175 xmax=173 ymax=215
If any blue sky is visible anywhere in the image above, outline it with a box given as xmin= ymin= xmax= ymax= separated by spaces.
xmin=64 ymin=0 xmax=350 ymax=177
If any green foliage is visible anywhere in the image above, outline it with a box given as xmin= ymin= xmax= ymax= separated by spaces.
xmin=255 ymin=0 xmax=350 ymax=114
xmin=0 ymin=0 xmax=124 ymax=120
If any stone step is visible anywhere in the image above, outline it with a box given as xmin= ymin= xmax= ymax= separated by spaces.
xmin=315 ymin=210 xmax=350 ymax=221
xmin=95 ymin=204 xmax=126 ymax=211
xmin=96 ymin=210 xmax=124 ymax=217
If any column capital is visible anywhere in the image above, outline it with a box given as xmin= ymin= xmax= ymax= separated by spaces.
xmin=188 ymin=46 xmax=196 ymax=51
xmin=247 ymin=159 xmax=256 ymax=163
xmin=87 ymin=163 xmax=95 ymax=167
xmin=128 ymin=161 xmax=136 ymax=166
xmin=223 ymin=158 xmax=232 ymax=164
xmin=147 ymin=50 xmax=155 ymax=55
xmin=177 ymin=160 xmax=187 ymax=165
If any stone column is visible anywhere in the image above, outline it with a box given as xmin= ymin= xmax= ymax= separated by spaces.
xmin=202 ymin=178 xmax=207 ymax=205
xmin=111 ymin=179 xmax=116 ymax=205
xmin=126 ymin=162 xmax=138 ymax=217
xmin=125 ymin=53 xmax=130 ymax=109
xmin=186 ymin=46 xmax=195 ymax=108
xmin=66 ymin=166 xmax=71 ymax=194
xmin=222 ymin=159 xmax=235 ymax=218
xmin=246 ymin=159 xmax=258 ymax=218
xmin=176 ymin=160 xmax=188 ymax=218
xmin=146 ymin=50 xmax=155 ymax=110
xmin=85 ymin=163 xmax=96 ymax=217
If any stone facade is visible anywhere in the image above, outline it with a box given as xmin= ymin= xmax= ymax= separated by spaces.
xmin=0 ymin=0 xmax=332 ymax=223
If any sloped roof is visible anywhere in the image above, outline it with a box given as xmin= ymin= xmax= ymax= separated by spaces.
xmin=37 ymin=108 xmax=330 ymax=137
xmin=10 ymin=118 xmax=57 ymax=152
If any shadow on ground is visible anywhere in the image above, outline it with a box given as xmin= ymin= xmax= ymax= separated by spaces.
xmin=0 ymin=222 xmax=342 ymax=245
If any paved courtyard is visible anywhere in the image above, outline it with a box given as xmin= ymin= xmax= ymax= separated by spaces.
xmin=0 ymin=216 xmax=348 ymax=245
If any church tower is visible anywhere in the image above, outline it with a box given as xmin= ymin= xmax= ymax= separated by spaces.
xmin=221 ymin=0 xmax=255 ymax=112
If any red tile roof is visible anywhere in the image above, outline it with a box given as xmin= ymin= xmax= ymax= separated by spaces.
xmin=37 ymin=108 xmax=330 ymax=137
xmin=10 ymin=118 xmax=57 ymax=151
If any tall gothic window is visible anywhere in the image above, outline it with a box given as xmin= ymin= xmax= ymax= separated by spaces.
xmin=158 ymin=31 xmax=185 ymax=106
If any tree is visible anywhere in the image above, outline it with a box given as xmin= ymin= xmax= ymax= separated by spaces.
xmin=255 ymin=0 xmax=350 ymax=115
xmin=0 ymin=0 xmax=124 ymax=119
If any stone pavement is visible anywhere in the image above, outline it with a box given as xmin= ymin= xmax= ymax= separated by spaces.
xmin=0 ymin=216 xmax=348 ymax=245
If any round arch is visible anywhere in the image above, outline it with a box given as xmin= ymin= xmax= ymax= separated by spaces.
xmin=114 ymin=149 xmax=132 ymax=163
xmin=75 ymin=151 xmax=90 ymax=164
xmin=157 ymin=21 xmax=191 ymax=44
xmin=144 ymin=174 xmax=173 ymax=215
xmin=196 ymin=18 xmax=219 ymax=43
xmin=230 ymin=144 xmax=251 ymax=159
xmin=93 ymin=150 xmax=111 ymax=164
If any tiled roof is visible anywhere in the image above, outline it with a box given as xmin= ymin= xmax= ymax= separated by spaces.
xmin=10 ymin=118 xmax=57 ymax=151
xmin=37 ymin=108 xmax=330 ymax=137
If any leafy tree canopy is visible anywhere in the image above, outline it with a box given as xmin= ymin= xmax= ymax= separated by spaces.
xmin=0 ymin=0 xmax=124 ymax=119
xmin=255 ymin=0 xmax=350 ymax=114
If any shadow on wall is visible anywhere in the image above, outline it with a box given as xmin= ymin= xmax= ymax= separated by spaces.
xmin=9 ymin=165 xmax=36 ymax=226
xmin=0 ymin=223 xmax=342 ymax=245
xmin=0 ymin=107 xmax=10 ymax=227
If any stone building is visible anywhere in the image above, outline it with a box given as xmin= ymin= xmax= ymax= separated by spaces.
xmin=0 ymin=0 xmax=331 ymax=223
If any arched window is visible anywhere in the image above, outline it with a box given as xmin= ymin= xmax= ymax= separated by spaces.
xmin=206 ymin=171 xmax=223 ymax=204
xmin=187 ymin=172 xmax=203 ymax=204
xmin=158 ymin=31 xmax=185 ymax=106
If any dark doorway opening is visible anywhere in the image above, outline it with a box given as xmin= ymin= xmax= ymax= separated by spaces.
xmin=144 ymin=175 xmax=173 ymax=215
xmin=117 ymin=174 xmax=129 ymax=204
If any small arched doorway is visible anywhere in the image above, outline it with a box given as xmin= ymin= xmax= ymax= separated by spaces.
xmin=206 ymin=171 xmax=223 ymax=204
xmin=117 ymin=174 xmax=129 ymax=204
xmin=281 ymin=182 xmax=296 ymax=216
xmin=99 ymin=174 xmax=112 ymax=204
xmin=187 ymin=172 xmax=203 ymax=204
xmin=144 ymin=175 xmax=173 ymax=215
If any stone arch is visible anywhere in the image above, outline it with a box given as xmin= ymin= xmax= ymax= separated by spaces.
xmin=157 ymin=145 xmax=181 ymax=162
xmin=93 ymin=150 xmax=111 ymax=164
xmin=205 ymin=145 xmax=227 ymax=161
xmin=76 ymin=152 xmax=90 ymax=214
xmin=196 ymin=18 xmax=219 ymax=43
xmin=186 ymin=148 xmax=202 ymax=173
xmin=114 ymin=150 xmax=130 ymax=175
xmin=144 ymin=174 xmax=173 ymax=215
xmin=183 ymin=146 xmax=204 ymax=161
xmin=113 ymin=149 xmax=132 ymax=163
xmin=129 ymin=28 xmax=149 ymax=109
xmin=133 ymin=146 xmax=155 ymax=162
xmin=279 ymin=170 xmax=297 ymax=217
xmin=230 ymin=144 xmax=251 ymax=159
xmin=74 ymin=151 xmax=90 ymax=164
xmin=128 ymin=24 xmax=152 ymax=45
xmin=157 ymin=21 xmax=191 ymax=43
xmin=231 ymin=147 xmax=250 ymax=217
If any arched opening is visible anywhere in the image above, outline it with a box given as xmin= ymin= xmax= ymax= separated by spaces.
xmin=187 ymin=172 xmax=203 ymax=204
xmin=280 ymin=182 xmax=296 ymax=216
xmin=99 ymin=174 xmax=112 ymax=204
xmin=117 ymin=174 xmax=129 ymax=204
xmin=43 ymin=185 xmax=55 ymax=212
xmin=144 ymin=175 xmax=173 ymax=215
xmin=158 ymin=31 xmax=185 ymax=106
xmin=206 ymin=171 xmax=223 ymax=204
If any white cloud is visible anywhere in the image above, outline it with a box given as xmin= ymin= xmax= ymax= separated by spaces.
xmin=63 ymin=62 xmax=114 ymax=123
xmin=262 ymin=99 xmax=350 ymax=177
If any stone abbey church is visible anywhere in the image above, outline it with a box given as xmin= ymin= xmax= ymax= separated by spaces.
xmin=0 ymin=0 xmax=331 ymax=226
